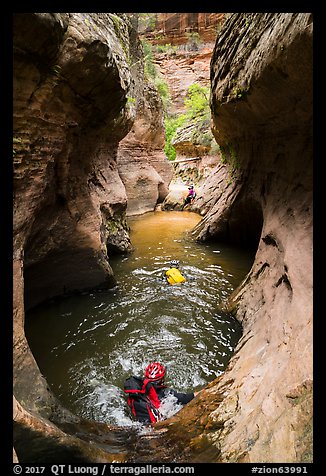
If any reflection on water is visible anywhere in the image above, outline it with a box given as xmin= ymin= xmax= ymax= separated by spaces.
xmin=25 ymin=211 xmax=254 ymax=426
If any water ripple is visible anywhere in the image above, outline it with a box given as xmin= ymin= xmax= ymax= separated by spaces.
xmin=25 ymin=211 xmax=253 ymax=425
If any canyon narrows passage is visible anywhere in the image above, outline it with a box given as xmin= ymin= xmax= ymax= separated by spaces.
xmin=25 ymin=211 xmax=253 ymax=425
xmin=14 ymin=12 xmax=312 ymax=463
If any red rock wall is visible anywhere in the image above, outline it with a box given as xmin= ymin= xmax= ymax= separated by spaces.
xmin=13 ymin=12 xmax=139 ymax=416
xmin=145 ymin=13 xmax=224 ymax=44
xmin=117 ymin=84 xmax=173 ymax=216
xmin=159 ymin=13 xmax=313 ymax=463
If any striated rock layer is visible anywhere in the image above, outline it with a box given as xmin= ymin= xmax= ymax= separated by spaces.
xmin=13 ymin=12 xmax=165 ymax=461
xmin=143 ymin=13 xmax=224 ymax=45
xmin=117 ymin=15 xmax=173 ymax=216
xmin=13 ymin=12 xmax=313 ymax=465
xmin=153 ymin=13 xmax=313 ymax=463
xmin=150 ymin=13 xmax=226 ymax=211
xmin=117 ymin=83 xmax=173 ymax=216
xmin=14 ymin=12 xmax=135 ymax=412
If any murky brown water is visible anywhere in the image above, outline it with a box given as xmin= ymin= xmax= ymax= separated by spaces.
xmin=25 ymin=210 xmax=254 ymax=427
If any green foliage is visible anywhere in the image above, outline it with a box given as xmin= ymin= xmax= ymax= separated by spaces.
xmin=138 ymin=13 xmax=157 ymax=32
xmin=184 ymin=83 xmax=210 ymax=119
xmin=185 ymin=32 xmax=201 ymax=51
xmin=110 ymin=14 xmax=129 ymax=59
xmin=155 ymin=43 xmax=178 ymax=56
xmin=141 ymin=40 xmax=211 ymax=162
xmin=126 ymin=95 xmax=136 ymax=104
xmin=209 ymin=140 xmax=220 ymax=156
xmin=199 ymin=130 xmax=214 ymax=147
xmin=164 ymin=114 xmax=187 ymax=161
xmin=154 ymin=77 xmax=171 ymax=112
xmin=215 ymin=23 xmax=223 ymax=34
xmin=126 ymin=95 xmax=136 ymax=111
xmin=13 ymin=136 xmax=23 ymax=156
xmin=229 ymin=142 xmax=240 ymax=170
xmin=142 ymin=40 xmax=157 ymax=81
xmin=232 ymin=87 xmax=246 ymax=100
xmin=141 ymin=39 xmax=171 ymax=113
xmin=219 ymin=142 xmax=241 ymax=183
xmin=51 ymin=65 xmax=61 ymax=76
xmin=230 ymin=78 xmax=249 ymax=101
xmin=163 ymin=83 xmax=211 ymax=161
xmin=110 ymin=14 xmax=123 ymax=31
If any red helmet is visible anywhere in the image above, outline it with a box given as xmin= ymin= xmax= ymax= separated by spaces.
xmin=145 ymin=362 xmax=166 ymax=382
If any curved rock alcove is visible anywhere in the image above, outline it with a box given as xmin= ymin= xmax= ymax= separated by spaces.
xmin=13 ymin=13 xmax=313 ymax=464
xmin=152 ymin=13 xmax=313 ymax=463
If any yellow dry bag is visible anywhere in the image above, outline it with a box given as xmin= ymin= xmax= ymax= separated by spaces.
xmin=165 ymin=267 xmax=186 ymax=285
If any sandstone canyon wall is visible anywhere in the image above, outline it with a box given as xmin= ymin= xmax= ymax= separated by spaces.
xmin=142 ymin=13 xmax=226 ymax=211
xmin=117 ymin=83 xmax=173 ymax=216
xmin=13 ymin=12 xmax=313 ymax=465
xmin=14 ymin=12 xmax=135 ymax=414
xmin=116 ymin=13 xmax=173 ymax=217
xmin=143 ymin=13 xmax=224 ymax=45
xmin=152 ymin=13 xmax=313 ymax=463
xmin=13 ymin=12 xmax=171 ymax=461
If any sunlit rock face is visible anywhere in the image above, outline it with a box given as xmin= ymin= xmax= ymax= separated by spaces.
xmin=118 ymin=14 xmax=223 ymax=217
xmin=117 ymin=83 xmax=173 ymax=217
xmin=144 ymin=13 xmax=224 ymax=44
xmin=154 ymin=13 xmax=313 ymax=463
xmin=145 ymin=13 xmax=225 ymax=212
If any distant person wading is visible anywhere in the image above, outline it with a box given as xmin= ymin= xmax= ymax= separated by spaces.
xmin=183 ymin=185 xmax=196 ymax=209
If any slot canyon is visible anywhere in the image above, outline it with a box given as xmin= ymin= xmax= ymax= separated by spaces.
xmin=13 ymin=13 xmax=312 ymax=464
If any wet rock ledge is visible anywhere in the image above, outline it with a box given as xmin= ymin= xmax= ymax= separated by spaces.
xmin=13 ymin=13 xmax=170 ymax=462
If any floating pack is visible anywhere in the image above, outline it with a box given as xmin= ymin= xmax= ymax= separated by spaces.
xmin=165 ymin=267 xmax=186 ymax=285
xmin=124 ymin=376 xmax=164 ymax=423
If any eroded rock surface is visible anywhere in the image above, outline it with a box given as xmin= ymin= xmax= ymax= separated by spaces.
xmin=144 ymin=13 xmax=224 ymax=46
xmin=154 ymin=13 xmax=313 ymax=463
xmin=14 ymin=13 xmax=137 ymax=308
xmin=13 ymin=12 xmax=143 ymax=459
xmin=13 ymin=396 xmax=134 ymax=463
xmin=117 ymin=83 xmax=173 ymax=216
xmin=13 ymin=12 xmax=174 ymax=463
xmin=13 ymin=12 xmax=313 ymax=465
xmin=147 ymin=13 xmax=225 ymax=212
